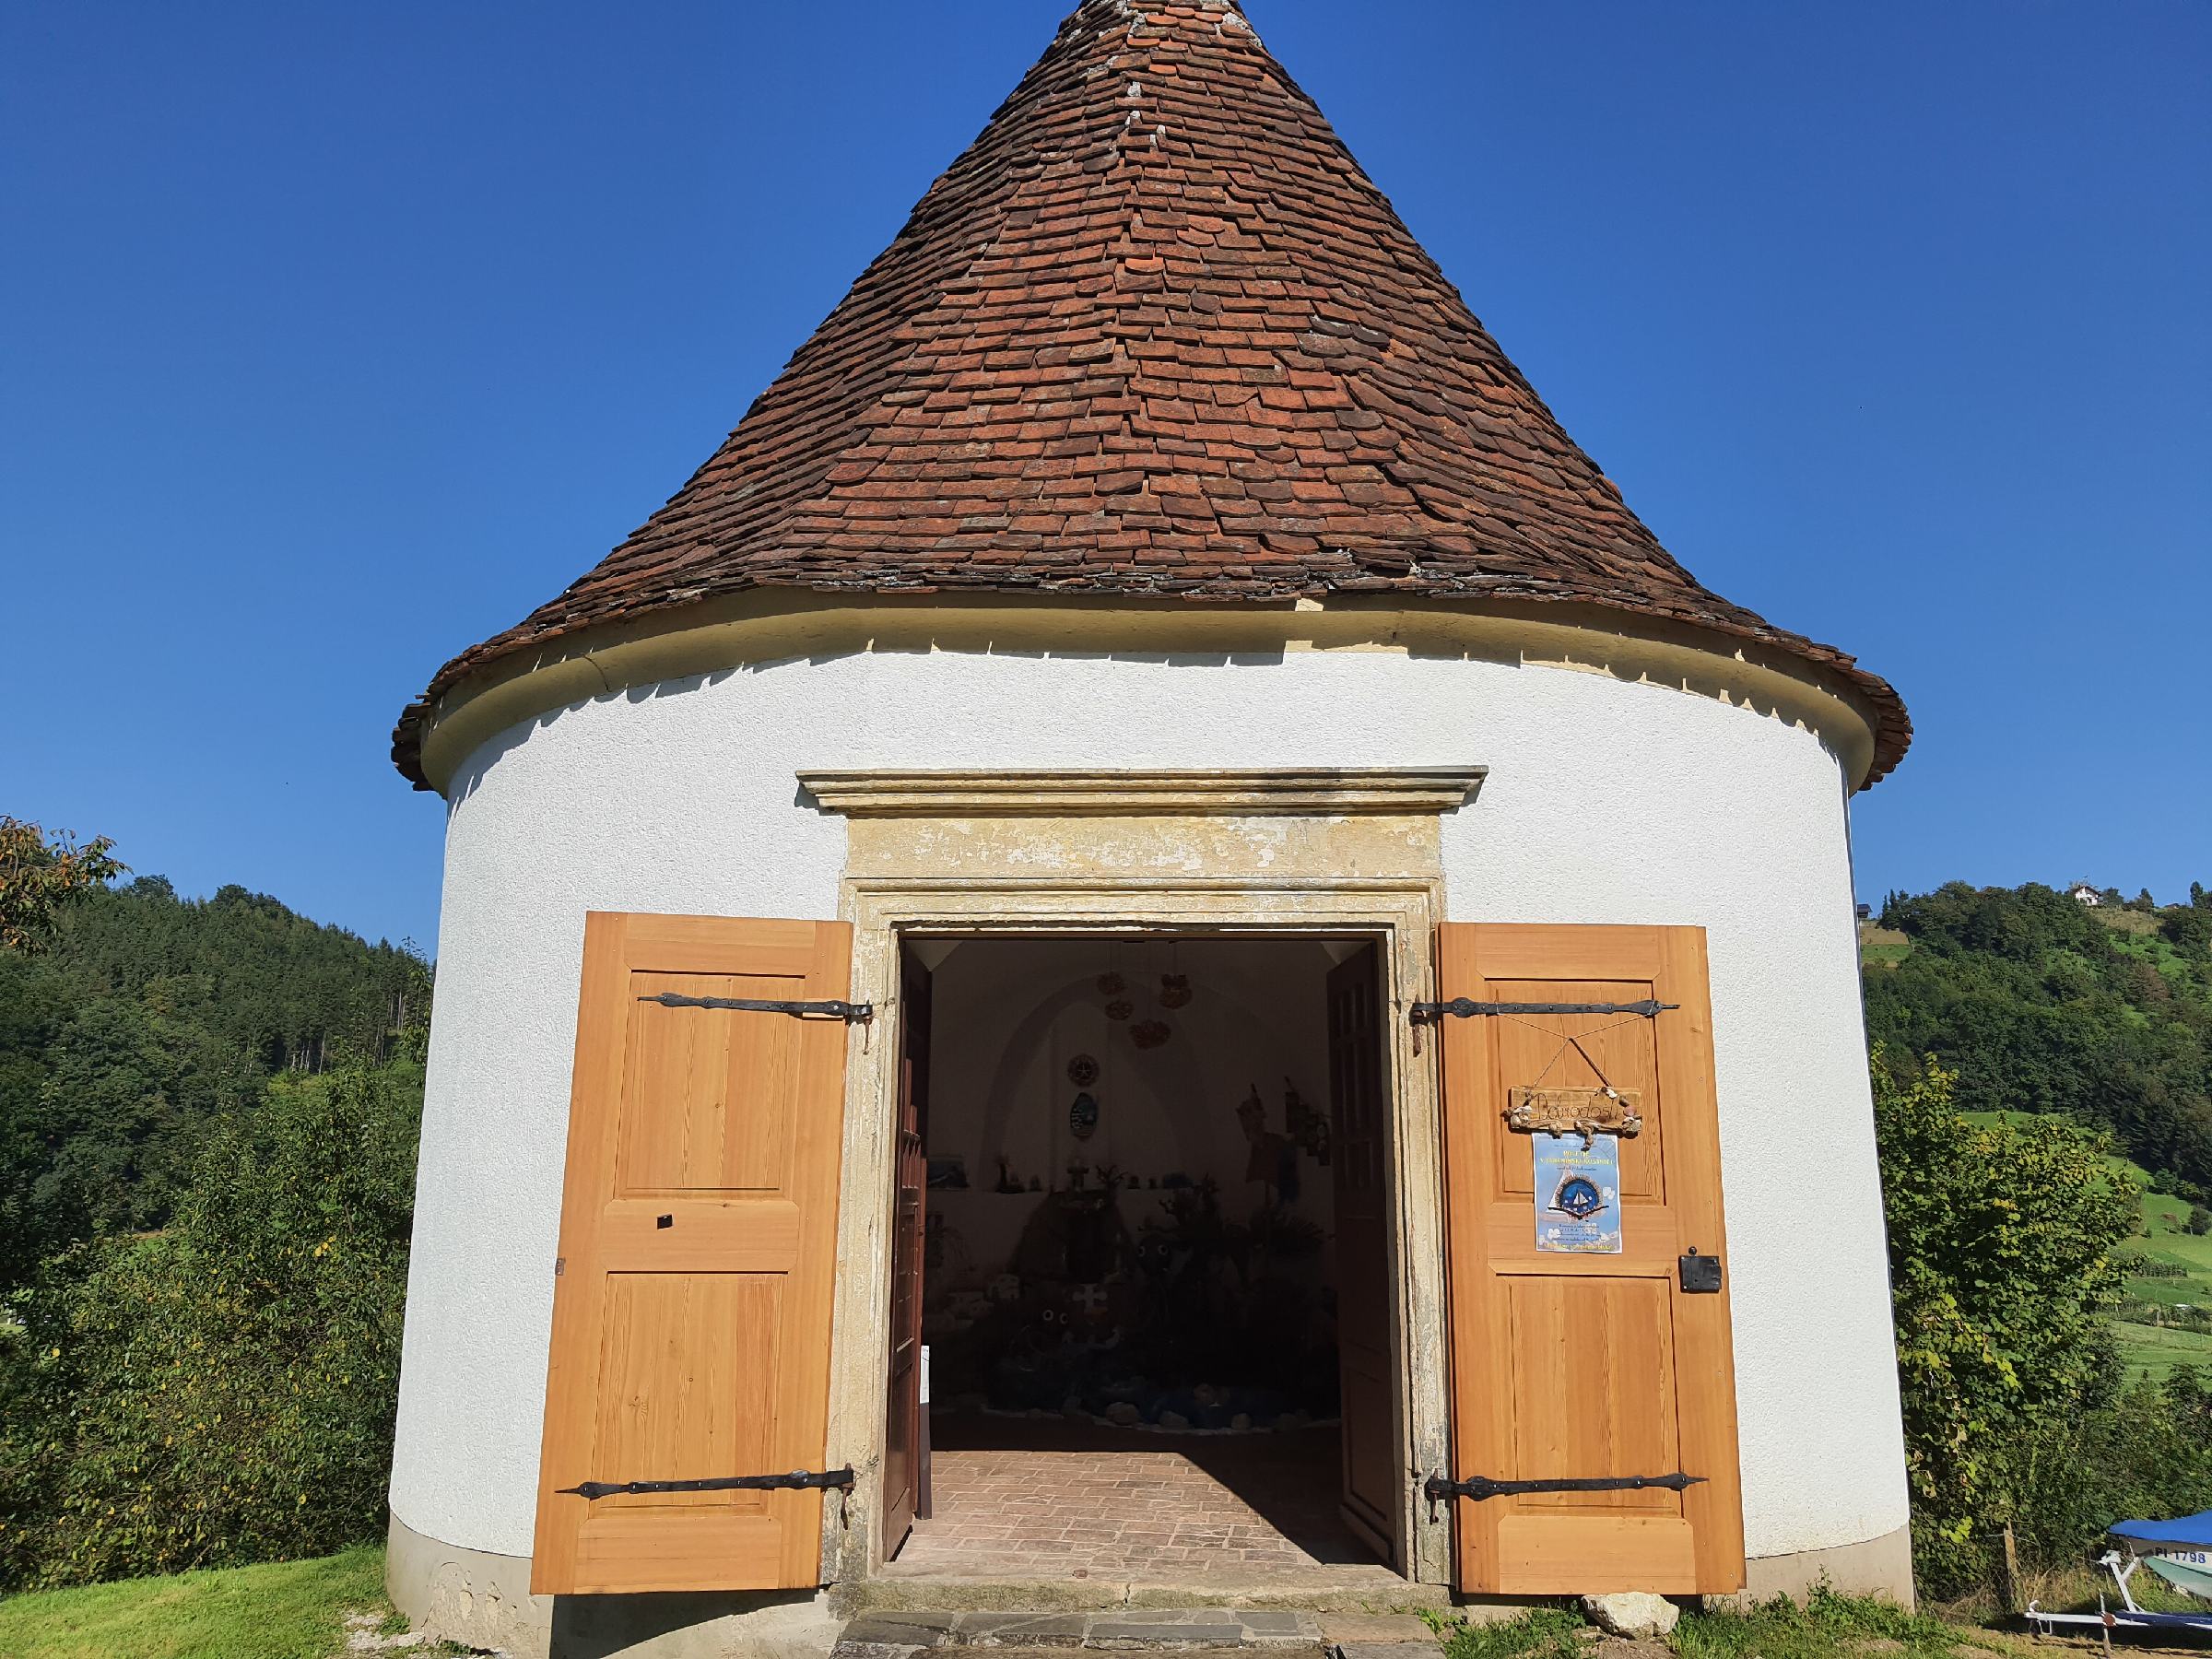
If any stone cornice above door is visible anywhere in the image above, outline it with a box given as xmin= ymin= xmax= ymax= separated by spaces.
xmin=796 ymin=767 xmax=1486 ymax=818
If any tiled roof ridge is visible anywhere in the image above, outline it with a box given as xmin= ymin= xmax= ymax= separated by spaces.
xmin=393 ymin=0 xmax=1910 ymax=788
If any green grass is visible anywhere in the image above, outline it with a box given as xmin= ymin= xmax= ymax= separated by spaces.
xmin=1858 ymin=923 xmax=1912 ymax=970
xmin=2093 ymin=907 xmax=2162 ymax=937
xmin=2112 ymin=1317 xmax=2212 ymax=1379
xmin=1675 ymin=1589 xmax=1966 ymax=1659
xmin=2114 ymin=1149 xmax=2212 ymax=1379
xmin=0 ymin=1546 xmax=391 ymax=1659
xmin=1430 ymin=1592 xmax=1983 ymax=1659
xmin=1430 ymin=1607 xmax=1589 ymax=1659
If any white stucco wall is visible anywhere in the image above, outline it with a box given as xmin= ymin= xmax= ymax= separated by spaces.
xmin=387 ymin=643 xmax=1909 ymax=1569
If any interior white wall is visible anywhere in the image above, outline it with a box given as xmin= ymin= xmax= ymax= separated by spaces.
xmin=388 ymin=643 xmax=1907 ymax=1571
xmin=923 ymin=936 xmax=1338 ymax=1253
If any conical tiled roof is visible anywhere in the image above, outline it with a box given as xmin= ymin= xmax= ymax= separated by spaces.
xmin=395 ymin=0 xmax=1907 ymax=784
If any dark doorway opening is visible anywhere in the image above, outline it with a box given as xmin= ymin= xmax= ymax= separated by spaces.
xmin=880 ymin=935 xmax=1400 ymax=1583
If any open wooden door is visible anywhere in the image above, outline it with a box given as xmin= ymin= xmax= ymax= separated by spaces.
xmin=880 ymin=949 xmax=933 ymax=1559
xmin=531 ymin=912 xmax=856 ymax=1594
xmin=1436 ymin=924 xmax=1744 ymax=1594
xmin=1326 ymin=941 xmax=1396 ymax=1562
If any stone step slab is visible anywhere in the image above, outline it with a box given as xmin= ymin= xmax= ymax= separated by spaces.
xmin=834 ymin=1606 xmax=1346 ymax=1655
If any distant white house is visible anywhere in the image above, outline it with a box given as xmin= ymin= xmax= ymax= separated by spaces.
xmin=2070 ymin=883 xmax=2103 ymax=907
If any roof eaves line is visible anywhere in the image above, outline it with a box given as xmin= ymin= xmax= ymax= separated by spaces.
xmin=395 ymin=586 xmax=1893 ymax=796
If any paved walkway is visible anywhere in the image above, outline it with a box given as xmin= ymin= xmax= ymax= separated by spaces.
xmin=884 ymin=1416 xmax=1387 ymax=1583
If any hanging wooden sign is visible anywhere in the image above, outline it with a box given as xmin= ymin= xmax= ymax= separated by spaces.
xmin=1504 ymin=1085 xmax=1643 ymax=1141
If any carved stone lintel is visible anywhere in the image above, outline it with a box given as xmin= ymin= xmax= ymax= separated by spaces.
xmin=797 ymin=767 xmax=1486 ymax=818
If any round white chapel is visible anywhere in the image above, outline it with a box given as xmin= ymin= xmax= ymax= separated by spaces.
xmin=385 ymin=2 xmax=1917 ymax=1653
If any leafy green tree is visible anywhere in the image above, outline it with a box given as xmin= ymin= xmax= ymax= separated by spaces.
xmin=0 ymin=818 xmax=122 ymax=954
xmin=2003 ymin=1368 xmax=2212 ymax=1573
xmin=2165 ymin=903 xmax=2212 ymax=961
xmin=1871 ymin=1046 xmax=2136 ymax=1589
xmin=0 ymin=1056 xmax=421 ymax=1588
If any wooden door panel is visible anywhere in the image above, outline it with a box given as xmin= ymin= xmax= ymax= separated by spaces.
xmin=1494 ymin=1514 xmax=1697 ymax=1593
xmin=1327 ymin=944 xmax=1395 ymax=1559
xmin=1439 ymin=924 xmax=1743 ymax=1595
xmin=590 ymin=1275 xmax=782 ymax=1512
xmin=881 ymin=952 xmax=933 ymax=1559
xmin=1505 ymin=1278 xmax=1678 ymax=1512
xmin=1341 ymin=1353 xmax=1396 ymax=1530
xmin=617 ymin=970 xmax=802 ymax=1193
xmin=533 ymin=912 xmax=852 ymax=1595
xmin=569 ymin=1512 xmax=788 ymax=1594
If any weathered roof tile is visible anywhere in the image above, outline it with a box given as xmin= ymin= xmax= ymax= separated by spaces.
xmin=394 ymin=0 xmax=1907 ymax=786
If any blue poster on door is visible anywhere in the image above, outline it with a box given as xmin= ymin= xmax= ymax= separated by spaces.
xmin=1533 ymin=1132 xmax=1624 ymax=1253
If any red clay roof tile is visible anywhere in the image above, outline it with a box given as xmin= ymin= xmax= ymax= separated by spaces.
xmin=394 ymin=0 xmax=1907 ymax=786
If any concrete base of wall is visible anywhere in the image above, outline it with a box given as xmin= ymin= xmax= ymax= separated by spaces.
xmin=388 ymin=1510 xmax=1915 ymax=1655
xmin=385 ymin=1510 xmax=841 ymax=1659
xmin=1710 ymin=1524 xmax=1917 ymax=1613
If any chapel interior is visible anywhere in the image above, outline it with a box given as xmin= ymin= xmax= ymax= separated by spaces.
xmin=887 ymin=935 xmax=1399 ymax=1582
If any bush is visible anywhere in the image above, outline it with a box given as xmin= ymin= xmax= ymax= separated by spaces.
xmin=0 ymin=1057 xmax=420 ymax=1589
xmin=1870 ymin=1048 xmax=2138 ymax=1594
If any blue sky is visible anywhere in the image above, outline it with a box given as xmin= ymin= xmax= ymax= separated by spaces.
xmin=4 ymin=2 xmax=2206 ymax=951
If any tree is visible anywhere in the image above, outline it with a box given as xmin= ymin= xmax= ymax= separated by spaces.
xmin=1871 ymin=1045 xmax=2136 ymax=1589
xmin=2189 ymin=1204 xmax=2211 ymax=1237
xmin=0 ymin=819 xmax=123 ymax=954
xmin=0 ymin=1056 xmax=422 ymax=1587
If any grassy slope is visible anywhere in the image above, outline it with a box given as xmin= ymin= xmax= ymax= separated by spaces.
xmin=1952 ymin=1111 xmax=2212 ymax=1380
xmin=0 ymin=1547 xmax=390 ymax=1659
xmin=2100 ymin=1148 xmax=2210 ymax=1379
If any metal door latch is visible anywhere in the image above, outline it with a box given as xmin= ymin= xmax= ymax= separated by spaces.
xmin=559 ymin=1465 xmax=856 ymax=1500
xmin=1679 ymin=1247 xmax=1723 ymax=1293
xmin=1422 ymin=1469 xmax=1704 ymax=1519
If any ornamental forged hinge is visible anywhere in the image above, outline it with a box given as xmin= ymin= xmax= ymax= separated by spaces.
xmin=1422 ymin=1469 xmax=1704 ymax=1518
xmin=1408 ymin=998 xmax=1677 ymax=1026
xmin=559 ymin=1466 xmax=856 ymax=1501
xmin=638 ymin=992 xmax=874 ymax=1023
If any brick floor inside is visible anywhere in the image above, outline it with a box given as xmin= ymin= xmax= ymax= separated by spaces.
xmin=884 ymin=1413 xmax=1393 ymax=1582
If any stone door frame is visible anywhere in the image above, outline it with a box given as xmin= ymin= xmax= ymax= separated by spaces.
xmin=800 ymin=768 xmax=1485 ymax=1588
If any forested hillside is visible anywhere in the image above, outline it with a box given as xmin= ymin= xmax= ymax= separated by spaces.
xmin=0 ymin=847 xmax=433 ymax=1590
xmin=1865 ymin=881 xmax=2212 ymax=1198
xmin=0 ymin=877 xmax=430 ymax=1288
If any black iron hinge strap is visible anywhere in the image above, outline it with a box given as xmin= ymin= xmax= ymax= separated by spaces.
xmin=559 ymin=1465 xmax=856 ymax=1500
xmin=1423 ymin=1470 xmax=1702 ymax=1518
xmin=638 ymin=993 xmax=873 ymax=1023
xmin=1409 ymin=999 xmax=1677 ymax=1026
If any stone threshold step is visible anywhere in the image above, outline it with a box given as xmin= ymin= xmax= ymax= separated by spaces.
xmin=835 ymin=1608 xmax=1446 ymax=1658
xmin=841 ymin=1577 xmax=1452 ymax=1616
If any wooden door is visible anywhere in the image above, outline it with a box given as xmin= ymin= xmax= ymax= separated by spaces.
xmin=531 ymin=912 xmax=853 ymax=1594
xmin=1326 ymin=942 xmax=1396 ymax=1561
xmin=880 ymin=950 xmax=933 ymax=1559
xmin=1436 ymin=924 xmax=1743 ymax=1594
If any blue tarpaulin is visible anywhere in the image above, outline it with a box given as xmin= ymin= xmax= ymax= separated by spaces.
xmin=2112 ymin=1511 xmax=2212 ymax=1551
